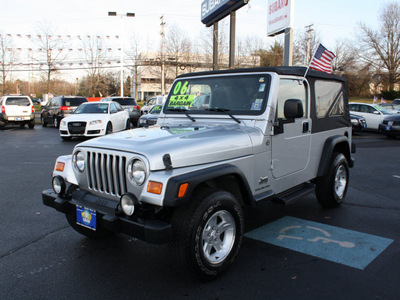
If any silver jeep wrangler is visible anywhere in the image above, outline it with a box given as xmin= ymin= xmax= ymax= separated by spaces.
xmin=43 ymin=66 xmax=354 ymax=280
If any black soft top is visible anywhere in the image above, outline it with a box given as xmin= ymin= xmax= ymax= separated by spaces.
xmin=176 ymin=66 xmax=346 ymax=83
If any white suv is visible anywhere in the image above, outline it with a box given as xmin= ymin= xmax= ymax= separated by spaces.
xmin=0 ymin=95 xmax=35 ymax=129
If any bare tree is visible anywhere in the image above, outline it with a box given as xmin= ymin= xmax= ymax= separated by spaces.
xmin=165 ymin=24 xmax=192 ymax=78
xmin=80 ymin=35 xmax=109 ymax=97
xmin=331 ymin=39 xmax=357 ymax=74
xmin=236 ymin=35 xmax=265 ymax=67
xmin=34 ymin=22 xmax=68 ymax=94
xmin=358 ymin=2 xmax=400 ymax=90
xmin=126 ymin=34 xmax=148 ymax=99
xmin=293 ymin=27 xmax=321 ymax=66
xmin=0 ymin=34 xmax=17 ymax=94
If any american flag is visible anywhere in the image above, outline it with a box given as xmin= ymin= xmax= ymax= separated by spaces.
xmin=309 ymin=43 xmax=335 ymax=74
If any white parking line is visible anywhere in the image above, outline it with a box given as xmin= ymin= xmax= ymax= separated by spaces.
xmin=393 ymin=175 xmax=400 ymax=179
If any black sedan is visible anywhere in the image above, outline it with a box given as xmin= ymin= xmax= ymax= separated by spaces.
xmin=350 ymin=114 xmax=367 ymax=132
xmin=138 ymin=105 xmax=162 ymax=127
xmin=379 ymin=114 xmax=400 ymax=138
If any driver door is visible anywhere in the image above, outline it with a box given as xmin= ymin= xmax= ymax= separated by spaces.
xmin=271 ymin=78 xmax=311 ymax=179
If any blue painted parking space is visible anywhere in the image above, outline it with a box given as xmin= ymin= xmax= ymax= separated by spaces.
xmin=245 ymin=216 xmax=394 ymax=270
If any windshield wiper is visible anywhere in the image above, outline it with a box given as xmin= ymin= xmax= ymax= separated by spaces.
xmin=166 ymin=108 xmax=196 ymax=122
xmin=205 ymin=108 xmax=241 ymax=124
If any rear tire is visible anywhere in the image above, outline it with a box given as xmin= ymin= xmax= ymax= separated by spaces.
xmin=169 ymin=189 xmax=244 ymax=281
xmin=126 ymin=119 xmax=130 ymax=130
xmin=315 ymin=152 xmax=349 ymax=207
xmin=28 ymin=122 xmax=35 ymax=129
xmin=54 ymin=117 xmax=60 ymax=129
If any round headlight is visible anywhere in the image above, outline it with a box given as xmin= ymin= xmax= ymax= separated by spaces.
xmin=127 ymin=159 xmax=147 ymax=186
xmin=52 ymin=175 xmax=66 ymax=195
xmin=120 ymin=194 xmax=138 ymax=216
xmin=73 ymin=151 xmax=85 ymax=173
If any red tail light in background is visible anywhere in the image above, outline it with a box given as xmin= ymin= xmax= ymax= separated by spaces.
xmin=134 ymin=105 xmax=140 ymax=110
xmin=32 ymin=106 xmax=35 ymax=113
xmin=59 ymin=106 xmax=70 ymax=111
xmin=1 ymin=106 xmax=5 ymax=114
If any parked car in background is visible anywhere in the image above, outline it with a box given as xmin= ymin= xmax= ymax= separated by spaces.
xmin=349 ymin=102 xmax=392 ymax=130
xmin=392 ymin=99 xmax=400 ymax=105
xmin=350 ymin=114 xmax=367 ymax=133
xmin=138 ymin=104 xmax=162 ymax=127
xmin=0 ymin=95 xmax=35 ymax=129
xmin=100 ymin=96 xmax=140 ymax=127
xmin=141 ymin=95 xmax=165 ymax=115
xmin=59 ymin=101 xmax=130 ymax=140
xmin=377 ymin=103 xmax=400 ymax=114
xmin=379 ymin=114 xmax=400 ymax=138
xmin=41 ymin=96 xmax=88 ymax=128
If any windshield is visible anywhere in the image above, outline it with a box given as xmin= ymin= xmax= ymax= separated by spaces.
xmin=164 ymin=74 xmax=270 ymax=115
xmin=373 ymin=105 xmax=392 ymax=115
xmin=149 ymin=105 xmax=162 ymax=114
xmin=74 ymin=103 xmax=109 ymax=114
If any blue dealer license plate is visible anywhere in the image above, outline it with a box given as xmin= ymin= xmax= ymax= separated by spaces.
xmin=76 ymin=206 xmax=97 ymax=231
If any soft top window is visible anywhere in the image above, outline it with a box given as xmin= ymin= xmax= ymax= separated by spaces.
xmin=164 ymin=74 xmax=270 ymax=115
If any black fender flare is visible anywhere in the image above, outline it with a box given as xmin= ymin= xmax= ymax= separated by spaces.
xmin=317 ymin=135 xmax=353 ymax=177
xmin=163 ymin=164 xmax=255 ymax=207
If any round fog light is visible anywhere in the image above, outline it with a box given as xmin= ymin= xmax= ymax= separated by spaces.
xmin=52 ymin=175 xmax=66 ymax=195
xmin=120 ymin=194 xmax=138 ymax=216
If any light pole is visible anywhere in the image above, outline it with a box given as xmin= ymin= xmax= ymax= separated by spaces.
xmin=108 ymin=11 xmax=135 ymax=97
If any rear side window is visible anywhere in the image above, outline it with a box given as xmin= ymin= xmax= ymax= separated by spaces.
xmin=5 ymin=97 xmax=31 ymax=106
xmin=315 ymin=80 xmax=344 ymax=118
xmin=63 ymin=98 xmax=88 ymax=106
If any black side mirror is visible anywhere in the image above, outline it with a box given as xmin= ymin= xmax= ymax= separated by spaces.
xmin=284 ymin=99 xmax=304 ymax=119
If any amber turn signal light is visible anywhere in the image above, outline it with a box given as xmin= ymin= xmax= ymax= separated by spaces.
xmin=55 ymin=162 xmax=65 ymax=172
xmin=147 ymin=181 xmax=163 ymax=195
xmin=178 ymin=183 xmax=189 ymax=198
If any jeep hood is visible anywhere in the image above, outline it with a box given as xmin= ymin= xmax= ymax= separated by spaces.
xmin=77 ymin=124 xmax=256 ymax=170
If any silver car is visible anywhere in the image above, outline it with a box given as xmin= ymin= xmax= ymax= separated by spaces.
xmin=101 ymin=97 xmax=141 ymax=127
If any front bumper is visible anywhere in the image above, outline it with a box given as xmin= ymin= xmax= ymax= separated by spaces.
xmin=379 ymin=123 xmax=400 ymax=135
xmin=42 ymin=189 xmax=171 ymax=244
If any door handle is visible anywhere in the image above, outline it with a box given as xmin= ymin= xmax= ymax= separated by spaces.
xmin=302 ymin=121 xmax=309 ymax=133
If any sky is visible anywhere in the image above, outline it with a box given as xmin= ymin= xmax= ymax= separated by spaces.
xmin=0 ymin=0 xmax=388 ymax=81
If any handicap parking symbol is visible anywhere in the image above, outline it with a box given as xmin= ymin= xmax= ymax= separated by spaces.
xmin=245 ymin=216 xmax=394 ymax=270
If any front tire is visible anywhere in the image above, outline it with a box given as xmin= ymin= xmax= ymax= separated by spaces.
xmin=106 ymin=122 xmax=112 ymax=135
xmin=169 ymin=189 xmax=244 ymax=281
xmin=41 ymin=117 xmax=47 ymax=127
xmin=315 ymin=152 xmax=349 ymax=207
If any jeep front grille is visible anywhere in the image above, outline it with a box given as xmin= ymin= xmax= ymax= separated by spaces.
xmin=86 ymin=151 xmax=127 ymax=197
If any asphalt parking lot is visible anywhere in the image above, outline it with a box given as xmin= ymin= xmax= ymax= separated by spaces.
xmin=0 ymin=126 xmax=399 ymax=299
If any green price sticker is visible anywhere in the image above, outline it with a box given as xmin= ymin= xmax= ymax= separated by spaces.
xmin=169 ymin=95 xmax=195 ymax=107
xmin=173 ymin=81 xmax=189 ymax=95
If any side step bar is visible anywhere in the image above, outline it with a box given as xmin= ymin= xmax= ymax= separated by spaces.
xmin=272 ymin=183 xmax=315 ymax=205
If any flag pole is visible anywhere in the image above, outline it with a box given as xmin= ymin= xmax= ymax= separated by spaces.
xmin=302 ymin=42 xmax=321 ymax=81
